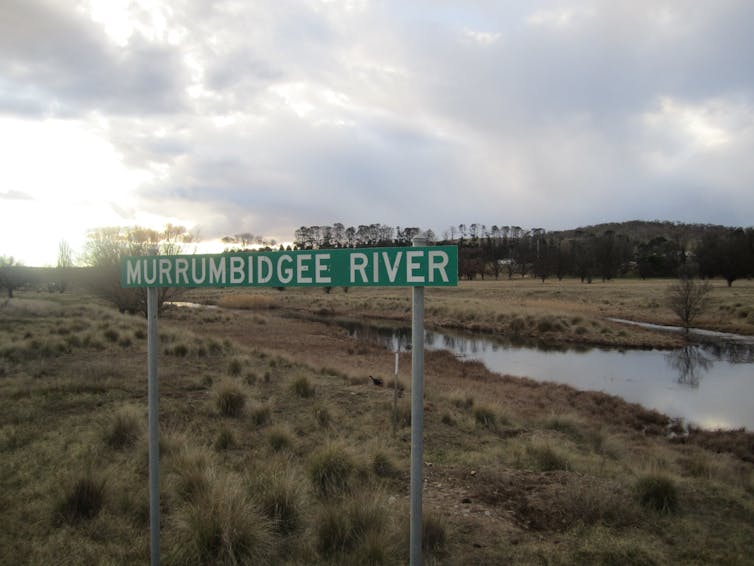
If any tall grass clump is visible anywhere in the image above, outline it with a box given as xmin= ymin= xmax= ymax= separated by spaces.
xmin=309 ymin=443 xmax=357 ymax=497
xmin=54 ymin=471 xmax=107 ymax=525
xmin=250 ymin=403 xmax=272 ymax=427
xmin=102 ymin=405 xmax=143 ymax=450
xmin=290 ymin=375 xmax=315 ymax=398
xmin=214 ymin=428 xmax=237 ymax=451
xmin=422 ymin=512 xmax=448 ymax=557
xmin=372 ymin=451 xmax=401 ymax=479
xmin=167 ymin=473 xmax=274 ymax=565
xmin=314 ymin=404 xmax=331 ymax=428
xmin=315 ymin=495 xmax=394 ymax=559
xmin=635 ymin=474 xmax=679 ymax=514
xmin=214 ymin=379 xmax=246 ymax=418
xmin=170 ymin=446 xmax=215 ymax=503
xmin=248 ymin=467 xmax=307 ymax=536
xmin=267 ymin=426 xmax=294 ymax=452
xmin=527 ymin=442 xmax=571 ymax=472
xmin=474 ymin=404 xmax=497 ymax=431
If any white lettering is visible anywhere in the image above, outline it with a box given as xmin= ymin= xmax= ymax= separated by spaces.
xmin=278 ymin=254 xmax=293 ymax=284
xmin=126 ymin=259 xmax=141 ymax=285
xmin=159 ymin=258 xmax=173 ymax=285
xmin=192 ymin=257 xmax=206 ymax=284
xmin=316 ymin=253 xmax=331 ymax=284
xmin=209 ymin=257 xmax=226 ymax=284
xmin=406 ymin=251 xmax=424 ymax=283
xmin=144 ymin=258 xmax=158 ymax=285
xmin=350 ymin=253 xmax=368 ymax=283
xmin=428 ymin=251 xmax=449 ymax=283
xmin=297 ymin=254 xmax=312 ymax=284
xmin=230 ymin=256 xmax=245 ymax=284
xmin=258 ymin=256 xmax=273 ymax=284
xmin=382 ymin=251 xmax=402 ymax=282
xmin=175 ymin=258 xmax=189 ymax=285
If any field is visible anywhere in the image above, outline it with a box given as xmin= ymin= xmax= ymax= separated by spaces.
xmin=1 ymin=278 xmax=753 ymax=564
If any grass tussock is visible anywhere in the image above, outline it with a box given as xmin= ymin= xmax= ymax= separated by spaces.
xmin=526 ymin=442 xmax=571 ymax=472
xmin=315 ymin=495 xmax=397 ymax=561
xmin=214 ymin=427 xmax=237 ymax=451
xmin=248 ymin=466 xmax=307 ymax=536
xmin=214 ymin=379 xmax=246 ymax=418
xmin=102 ymin=405 xmax=143 ymax=450
xmin=372 ymin=450 xmax=401 ymax=479
xmin=166 ymin=473 xmax=275 ymax=566
xmin=290 ymin=375 xmax=316 ymax=398
xmin=474 ymin=404 xmax=498 ymax=431
xmin=54 ymin=471 xmax=106 ymax=525
xmin=309 ymin=443 xmax=358 ymax=498
xmin=267 ymin=426 xmax=295 ymax=452
xmin=635 ymin=474 xmax=679 ymax=514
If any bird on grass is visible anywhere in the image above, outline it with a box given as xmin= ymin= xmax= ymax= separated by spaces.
xmin=369 ymin=375 xmax=384 ymax=386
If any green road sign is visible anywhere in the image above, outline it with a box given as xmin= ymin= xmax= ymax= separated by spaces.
xmin=121 ymin=245 xmax=458 ymax=288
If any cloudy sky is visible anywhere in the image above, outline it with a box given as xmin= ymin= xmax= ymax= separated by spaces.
xmin=2 ymin=0 xmax=753 ymax=265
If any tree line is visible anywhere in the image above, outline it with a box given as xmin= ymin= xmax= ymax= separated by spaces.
xmin=2 ymin=220 xmax=752 ymax=310
xmin=291 ymin=221 xmax=754 ymax=285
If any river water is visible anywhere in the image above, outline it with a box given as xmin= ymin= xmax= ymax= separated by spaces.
xmin=339 ymin=321 xmax=754 ymax=431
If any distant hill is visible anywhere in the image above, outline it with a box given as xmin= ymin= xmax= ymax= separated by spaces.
xmin=550 ymin=220 xmax=731 ymax=248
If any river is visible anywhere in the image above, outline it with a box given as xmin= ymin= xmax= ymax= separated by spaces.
xmin=338 ymin=320 xmax=754 ymax=431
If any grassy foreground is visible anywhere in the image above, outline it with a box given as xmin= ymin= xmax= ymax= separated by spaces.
xmin=1 ymin=282 xmax=753 ymax=565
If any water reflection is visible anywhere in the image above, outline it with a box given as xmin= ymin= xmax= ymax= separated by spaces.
xmin=666 ymin=346 xmax=712 ymax=388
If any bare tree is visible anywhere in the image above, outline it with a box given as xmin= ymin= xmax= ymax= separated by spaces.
xmin=666 ymin=277 xmax=711 ymax=333
xmin=82 ymin=225 xmax=192 ymax=315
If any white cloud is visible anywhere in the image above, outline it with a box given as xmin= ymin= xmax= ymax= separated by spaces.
xmin=1 ymin=0 xmax=754 ymax=264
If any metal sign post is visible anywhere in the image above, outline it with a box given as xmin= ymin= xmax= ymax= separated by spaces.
xmin=410 ymin=236 xmax=426 ymax=566
xmin=147 ymin=287 xmax=160 ymax=566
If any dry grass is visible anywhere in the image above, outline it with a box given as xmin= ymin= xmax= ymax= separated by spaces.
xmin=1 ymin=290 xmax=753 ymax=565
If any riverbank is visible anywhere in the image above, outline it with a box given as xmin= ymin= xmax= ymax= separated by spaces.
xmin=1 ymin=290 xmax=752 ymax=564
xmin=187 ymin=277 xmax=754 ymax=350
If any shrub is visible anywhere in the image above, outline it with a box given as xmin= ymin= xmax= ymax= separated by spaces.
xmin=54 ymin=472 xmax=106 ymax=524
xmin=214 ymin=380 xmax=246 ymax=418
xmin=309 ymin=444 xmax=356 ymax=497
xmin=290 ymin=376 xmax=315 ymax=398
xmin=102 ymin=406 xmax=143 ymax=450
xmin=635 ymin=474 xmax=679 ymax=514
